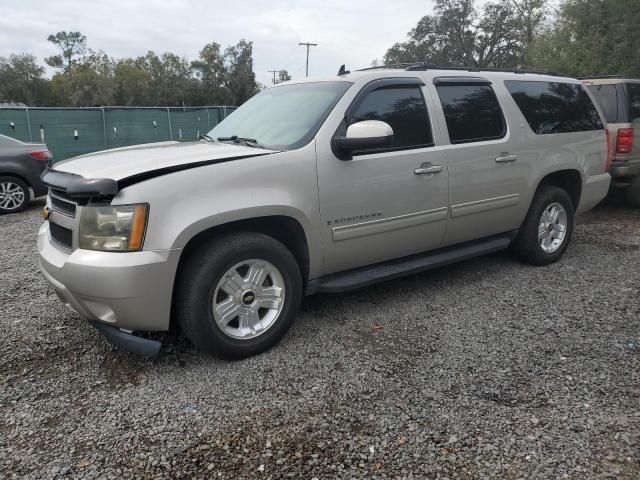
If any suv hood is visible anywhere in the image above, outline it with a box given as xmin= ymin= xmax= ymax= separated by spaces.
xmin=52 ymin=141 xmax=276 ymax=182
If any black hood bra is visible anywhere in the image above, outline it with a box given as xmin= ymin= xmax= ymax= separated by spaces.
xmin=42 ymin=151 xmax=274 ymax=198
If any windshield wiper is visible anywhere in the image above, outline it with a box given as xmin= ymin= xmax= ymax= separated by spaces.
xmin=199 ymin=133 xmax=215 ymax=142
xmin=217 ymin=135 xmax=263 ymax=148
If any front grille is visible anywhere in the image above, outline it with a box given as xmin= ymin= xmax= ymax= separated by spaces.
xmin=50 ymin=189 xmax=75 ymax=202
xmin=50 ymin=195 xmax=77 ymax=217
xmin=49 ymin=222 xmax=73 ymax=249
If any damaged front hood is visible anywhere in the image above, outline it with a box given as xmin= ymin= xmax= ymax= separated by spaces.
xmin=43 ymin=141 xmax=276 ymax=196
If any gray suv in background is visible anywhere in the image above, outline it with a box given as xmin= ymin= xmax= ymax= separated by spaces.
xmin=584 ymin=78 xmax=640 ymax=206
xmin=37 ymin=66 xmax=610 ymax=358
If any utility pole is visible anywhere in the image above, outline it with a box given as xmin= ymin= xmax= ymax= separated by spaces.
xmin=268 ymin=69 xmax=289 ymax=84
xmin=298 ymin=42 xmax=318 ymax=77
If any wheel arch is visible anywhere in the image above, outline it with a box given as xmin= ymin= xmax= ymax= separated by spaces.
xmin=0 ymin=171 xmax=33 ymax=190
xmin=170 ymin=214 xmax=312 ymax=331
xmin=533 ymin=169 xmax=583 ymax=210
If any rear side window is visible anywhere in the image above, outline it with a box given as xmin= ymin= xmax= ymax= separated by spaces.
xmin=350 ymin=86 xmax=433 ymax=149
xmin=505 ymin=81 xmax=603 ymax=134
xmin=627 ymin=84 xmax=640 ymax=122
xmin=435 ymin=84 xmax=506 ymax=144
xmin=587 ymin=84 xmax=618 ymax=123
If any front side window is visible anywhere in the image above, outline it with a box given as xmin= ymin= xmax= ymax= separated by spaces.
xmin=505 ymin=81 xmax=603 ymax=134
xmin=627 ymin=83 xmax=640 ymax=122
xmin=436 ymin=84 xmax=506 ymax=144
xmin=587 ymin=84 xmax=618 ymax=123
xmin=349 ymin=86 xmax=433 ymax=150
xmin=208 ymin=81 xmax=351 ymax=151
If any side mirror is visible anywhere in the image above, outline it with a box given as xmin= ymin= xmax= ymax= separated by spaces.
xmin=333 ymin=120 xmax=394 ymax=159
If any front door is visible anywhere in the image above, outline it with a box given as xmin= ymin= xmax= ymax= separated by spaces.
xmin=316 ymin=78 xmax=449 ymax=274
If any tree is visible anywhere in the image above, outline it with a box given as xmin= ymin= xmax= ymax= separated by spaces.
xmin=67 ymin=51 xmax=116 ymax=106
xmin=224 ymin=40 xmax=259 ymax=104
xmin=529 ymin=0 xmax=640 ymax=77
xmin=114 ymin=58 xmax=152 ymax=105
xmin=191 ymin=42 xmax=227 ymax=104
xmin=0 ymin=54 xmax=51 ymax=105
xmin=278 ymin=70 xmax=292 ymax=83
xmin=45 ymin=31 xmax=87 ymax=74
xmin=383 ymin=0 xmax=547 ymax=68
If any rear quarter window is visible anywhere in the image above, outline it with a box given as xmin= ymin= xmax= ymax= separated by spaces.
xmin=505 ymin=81 xmax=603 ymax=134
xmin=587 ymin=84 xmax=619 ymax=123
xmin=627 ymin=83 xmax=640 ymax=122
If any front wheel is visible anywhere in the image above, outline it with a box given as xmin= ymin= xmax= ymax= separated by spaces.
xmin=0 ymin=176 xmax=30 ymax=214
xmin=175 ymin=232 xmax=302 ymax=359
xmin=512 ymin=186 xmax=575 ymax=265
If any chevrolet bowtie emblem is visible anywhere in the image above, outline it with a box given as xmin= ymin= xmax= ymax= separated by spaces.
xmin=42 ymin=206 xmax=51 ymax=220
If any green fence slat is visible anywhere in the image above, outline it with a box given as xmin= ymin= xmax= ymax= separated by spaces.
xmin=0 ymin=109 xmax=31 ymax=142
xmin=169 ymin=108 xmax=210 ymax=141
xmin=27 ymin=109 xmax=104 ymax=161
xmin=0 ymin=106 xmax=235 ymax=162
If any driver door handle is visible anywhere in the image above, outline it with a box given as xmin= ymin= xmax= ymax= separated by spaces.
xmin=414 ymin=162 xmax=443 ymax=175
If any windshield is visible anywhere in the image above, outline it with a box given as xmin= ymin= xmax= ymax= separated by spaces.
xmin=208 ymin=81 xmax=351 ymax=150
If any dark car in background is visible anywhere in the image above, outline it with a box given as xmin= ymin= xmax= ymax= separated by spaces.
xmin=583 ymin=78 xmax=640 ymax=206
xmin=0 ymin=134 xmax=51 ymax=214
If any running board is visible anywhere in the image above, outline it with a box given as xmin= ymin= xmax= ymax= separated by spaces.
xmin=307 ymin=234 xmax=514 ymax=294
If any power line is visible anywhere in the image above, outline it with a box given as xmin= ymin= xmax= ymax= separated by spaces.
xmin=298 ymin=42 xmax=318 ymax=77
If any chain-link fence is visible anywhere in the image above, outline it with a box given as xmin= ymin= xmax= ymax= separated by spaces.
xmin=0 ymin=106 xmax=236 ymax=162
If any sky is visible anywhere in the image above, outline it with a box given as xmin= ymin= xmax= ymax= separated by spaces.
xmin=0 ymin=0 xmax=435 ymax=86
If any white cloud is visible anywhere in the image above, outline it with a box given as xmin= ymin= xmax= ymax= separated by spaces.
xmin=0 ymin=0 xmax=435 ymax=86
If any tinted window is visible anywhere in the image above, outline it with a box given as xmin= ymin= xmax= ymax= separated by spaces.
xmin=587 ymin=84 xmax=618 ymax=123
xmin=627 ymin=83 xmax=640 ymax=122
xmin=350 ymin=86 xmax=432 ymax=149
xmin=436 ymin=85 xmax=506 ymax=144
xmin=506 ymin=81 xmax=603 ymax=134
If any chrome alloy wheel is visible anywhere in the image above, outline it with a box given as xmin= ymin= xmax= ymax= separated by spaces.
xmin=0 ymin=181 xmax=26 ymax=210
xmin=538 ymin=202 xmax=568 ymax=254
xmin=212 ymin=259 xmax=285 ymax=340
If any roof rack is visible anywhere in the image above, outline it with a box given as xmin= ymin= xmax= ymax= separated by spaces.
xmin=578 ymin=75 xmax=633 ymax=80
xmin=355 ymin=63 xmax=568 ymax=77
xmin=355 ymin=63 xmax=419 ymax=72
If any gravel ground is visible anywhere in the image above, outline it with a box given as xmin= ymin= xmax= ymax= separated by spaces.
xmin=1 ymin=198 xmax=639 ymax=479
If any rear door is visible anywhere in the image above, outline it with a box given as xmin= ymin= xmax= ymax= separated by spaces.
xmin=429 ymin=77 xmax=526 ymax=246
xmin=316 ymin=78 xmax=449 ymax=274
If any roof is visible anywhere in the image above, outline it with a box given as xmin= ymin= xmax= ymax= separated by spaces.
xmin=280 ymin=64 xmax=582 ymax=87
xmin=581 ymin=77 xmax=640 ymax=85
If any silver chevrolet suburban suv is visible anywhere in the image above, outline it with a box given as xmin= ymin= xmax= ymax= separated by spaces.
xmin=38 ymin=65 xmax=611 ymax=358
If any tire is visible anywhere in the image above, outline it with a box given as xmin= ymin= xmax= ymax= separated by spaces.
xmin=512 ymin=186 xmax=575 ymax=266
xmin=624 ymin=175 xmax=640 ymax=208
xmin=175 ymin=232 xmax=302 ymax=359
xmin=0 ymin=176 xmax=30 ymax=214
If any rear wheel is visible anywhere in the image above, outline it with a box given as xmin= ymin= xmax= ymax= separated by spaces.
xmin=512 ymin=186 xmax=575 ymax=265
xmin=0 ymin=176 xmax=30 ymax=214
xmin=624 ymin=175 xmax=640 ymax=208
xmin=175 ymin=232 xmax=302 ymax=359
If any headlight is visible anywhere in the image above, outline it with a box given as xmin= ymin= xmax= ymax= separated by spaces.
xmin=79 ymin=204 xmax=148 ymax=252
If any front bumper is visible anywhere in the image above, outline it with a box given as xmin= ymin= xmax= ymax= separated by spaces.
xmin=38 ymin=222 xmax=179 ymax=332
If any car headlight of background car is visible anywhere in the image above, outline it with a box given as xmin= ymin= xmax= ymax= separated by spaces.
xmin=79 ymin=204 xmax=148 ymax=252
